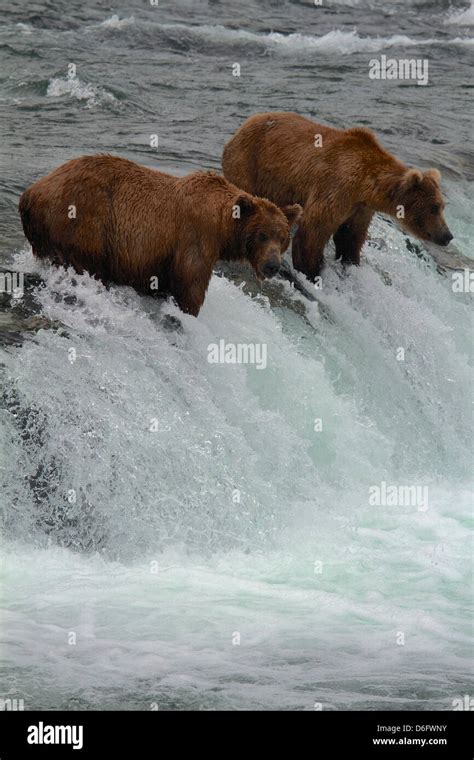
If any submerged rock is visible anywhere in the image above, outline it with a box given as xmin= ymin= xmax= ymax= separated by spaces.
xmin=0 ymin=267 xmax=63 ymax=346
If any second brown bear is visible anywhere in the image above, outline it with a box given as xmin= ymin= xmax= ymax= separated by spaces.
xmin=222 ymin=111 xmax=453 ymax=281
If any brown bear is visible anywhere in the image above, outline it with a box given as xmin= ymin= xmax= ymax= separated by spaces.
xmin=19 ymin=155 xmax=302 ymax=316
xmin=222 ymin=112 xmax=453 ymax=281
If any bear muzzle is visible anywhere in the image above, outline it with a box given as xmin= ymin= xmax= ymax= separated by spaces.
xmin=435 ymin=228 xmax=453 ymax=246
xmin=263 ymin=257 xmax=281 ymax=278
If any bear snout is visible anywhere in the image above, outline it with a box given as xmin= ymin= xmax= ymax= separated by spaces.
xmin=435 ymin=228 xmax=453 ymax=246
xmin=263 ymin=257 xmax=281 ymax=278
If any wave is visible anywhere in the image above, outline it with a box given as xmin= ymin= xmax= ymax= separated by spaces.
xmin=99 ymin=14 xmax=135 ymax=30
xmin=445 ymin=2 xmax=474 ymax=26
xmin=15 ymin=22 xmax=33 ymax=35
xmin=156 ymin=24 xmax=474 ymax=55
xmin=46 ymin=74 xmax=117 ymax=109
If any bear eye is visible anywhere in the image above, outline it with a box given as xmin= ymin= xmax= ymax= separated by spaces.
xmin=431 ymin=204 xmax=440 ymax=214
xmin=257 ymin=232 xmax=269 ymax=243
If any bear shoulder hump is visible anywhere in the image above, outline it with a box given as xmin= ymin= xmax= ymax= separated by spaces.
xmin=345 ymin=126 xmax=378 ymax=145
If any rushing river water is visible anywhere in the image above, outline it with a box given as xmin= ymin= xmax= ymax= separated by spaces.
xmin=0 ymin=0 xmax=472 ymax=710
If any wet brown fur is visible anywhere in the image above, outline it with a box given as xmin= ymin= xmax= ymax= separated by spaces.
xmin=222 ymin=112 xmax=452 ymax=280
xmin=19 ymin=155 xmax=302 ymax=315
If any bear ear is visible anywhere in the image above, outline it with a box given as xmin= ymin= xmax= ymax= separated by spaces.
xmin=234 ymin=194 xmax=256 ymax=219
xmin=424 ymin=168 xmax=441 ymax=184
xmin=401 ymin=168 xmax=423 ymax=190
xmin=281 ymin=203 xmax=303 ymax=226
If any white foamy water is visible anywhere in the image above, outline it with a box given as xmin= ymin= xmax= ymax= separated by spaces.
xmin=445 ymin=2 xmax=474 ymax=26
xmin=99 ymin=14 xmax=135 ymax=30
xmin=46 ymin=74 xmax=117 ymax=109
xmin=1 ymin=209 xmax=472 ymax=709
xmin=157 ymin=24 xmax=474 ymax=54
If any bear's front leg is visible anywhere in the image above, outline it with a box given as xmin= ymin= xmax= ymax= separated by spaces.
xmin=171 ymin=278 xmax=210 ymax=317
xmin=169 ymin=251 xmax=214 ymax=317
xmin=292 ymin=215 xmax=330 ymax=282
xmin=333 ymin=207 xmax=374 ymax=265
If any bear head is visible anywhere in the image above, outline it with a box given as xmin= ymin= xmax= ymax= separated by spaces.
xmin=235 ymin=194 xmax=302 ymax=279
xmin=394 ymin=168 xmax=453 ymax=246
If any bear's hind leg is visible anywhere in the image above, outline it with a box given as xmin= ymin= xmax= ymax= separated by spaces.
xmin=334 ymin=207 xmax=374 ymax=265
